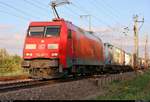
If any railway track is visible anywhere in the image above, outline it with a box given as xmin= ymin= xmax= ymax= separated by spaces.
xmin=0 ymin=76 xmax=86 ymax=93
xmin=0 ymin=71 xmax=140 ymax=93
xmin=0 ymin=79 xmax=58 ymax=93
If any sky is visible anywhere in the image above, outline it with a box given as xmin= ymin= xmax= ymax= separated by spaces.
xmin=0 ymin=0 xmax=150 ymax=57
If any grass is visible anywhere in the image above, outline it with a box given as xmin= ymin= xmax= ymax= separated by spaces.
xmin=0 ymin=69 xmax=28 ymax=77
xmin=96 ymin=70 xmax=150 ymax=100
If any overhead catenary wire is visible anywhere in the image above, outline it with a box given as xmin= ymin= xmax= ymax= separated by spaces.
xmin=73 ymin=0 xmax=133 ymax=52
xmin=64 ymin=5 xmax=90 ymax=28
xmin=95 ymin=0 xmax=136 ymax=43
xmin=89 ymin=0 xmax=121 ymax=26
xmin=57 ymin=4 xmax=90 ymax=29
xmin=28 ymin=0 xmax=115 ymax=32
xmin=71 ymin=0 xmax=118 ymax=45
xmin=35 ymin=0 xmax=50 ymax=7
xmin=0 ymin=1 xmax=40 ymax=19
xmin=59 ymin=9 xmax=79 ymax=22
xmin=23 ymin=0 xmax=49 ymax=12
xmin=91 ymin=0 xmax=131 ymax=39
xmin=71 ymin=2 xmax=114 ymax=31
xmin=100 ymin=0 xmax=123 ymax=19
xmin=0 ymin=10 xmax=30 ymax=21
xmin=65 ymin=5 xmax=81 ymax=17
xmin=95 ymin=0 xmax=130 ymax=37
xmin=33 ymin=1 xmax=80 ymax=22
xmin=32 ymin=1 xmax=89 ymax=28
xmin=91 ymin=0 xmax=135 ymax=45
xmin=23 ymin=0 xmax=80 ymax=20
xmin=95 ymin=0 xmax=121 ymax=19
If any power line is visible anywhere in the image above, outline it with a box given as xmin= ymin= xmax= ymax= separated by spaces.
xmin=92 ymin=15 xmax=114 ymax=30
xmin=65 ymin=5 xmax=81 ymax=17
xmin=89 ymin=0 xmax=121 ymax=26
xmin=23 ymin=0 xmax=79 ymax=21
xmin=23 ymin=0 xmax=49 ymax=13
xmin=96 ymin=0 xmax=120 ymax=19
xmin=71 ymin=2 xmax=114 ymax=31
xmin=35 ymin=0 xmax=49 ymax=7
xmin=58 ymin=8 xmax=79 ymax=21
xmin=100 ymin=0 xmax=123 ymax=19
xmin=95 ymin=0 xmax=133 ymax=40
xmin=91 ymin=0 xmax=128 ymax=35
xmin=0 ymin=10 xmax=29 ymax=21
xmin=50 ymin=1 xmax=89 ymax=29
xmin=0 ymin=1 xmax=40 ymax=19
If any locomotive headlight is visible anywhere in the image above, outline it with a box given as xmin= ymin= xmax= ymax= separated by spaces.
xmin=51 ymin=53 xmax=58 ymax=57
xmin=26 ymin=53 xmax=32 ymax=56
xmin=48 ymin=44 xmax=58 ymax=50
xmin=26 ymin=53 xmax=30 ymax=56
xmin=25 ymin=44 xmax=36 ymax=49
xmin=30 ymin=53 xmax=33 ymax=56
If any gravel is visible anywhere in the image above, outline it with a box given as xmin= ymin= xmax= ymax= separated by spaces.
xmin=0 ymin=79 xmax=103 ymax=100
xmin=0 ymin=72 xmax=137 ymax=100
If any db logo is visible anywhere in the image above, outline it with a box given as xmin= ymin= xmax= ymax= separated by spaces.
xmin=38 ymin=44 xmax=46 ymax=49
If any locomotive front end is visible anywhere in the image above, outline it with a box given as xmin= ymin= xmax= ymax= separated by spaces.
xmin=22 ymin=21 xmax=64 ymax=79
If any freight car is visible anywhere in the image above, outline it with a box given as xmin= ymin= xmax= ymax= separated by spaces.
xmin=124 ymin=52 xmax=133 ymax=67
xmin=103 ymin=43 xmax=133 ymax=73
xmin=22 ymin=18 xmax=104 ymax=79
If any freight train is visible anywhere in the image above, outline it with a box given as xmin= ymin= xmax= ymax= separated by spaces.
xmin=21 ymin=18 xmax=147 ymax=79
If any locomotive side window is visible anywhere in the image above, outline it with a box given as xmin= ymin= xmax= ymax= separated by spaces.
xmin=68 ymin=29 xmax=72 ymax=39
xmin=28 ymin=27 xmax=44 ymax=37
xmin=45 ymin=26 xmax=60 ymax=37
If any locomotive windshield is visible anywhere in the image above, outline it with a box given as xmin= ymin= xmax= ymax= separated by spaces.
xmin=29 ymin=27 xmax=44 ymax=37
xmin=45 ymin=26 xmax=60 ymax=37
xmin=28 ymin=26 xmax=60 ymax=37
xmin=28 ymin=27 xmax=45 ymax=37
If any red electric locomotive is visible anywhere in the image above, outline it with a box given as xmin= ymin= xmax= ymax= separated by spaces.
xmin=22 ymin=18 xmax=104 ymax=79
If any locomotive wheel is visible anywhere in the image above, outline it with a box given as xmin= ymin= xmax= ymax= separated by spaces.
xmin=62 ymin=70 xmax=69 ymax=79
xmin=28 ymin=67 xmax=59 ymax=79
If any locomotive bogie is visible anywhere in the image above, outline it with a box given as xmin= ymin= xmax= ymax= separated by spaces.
xmin=23 ymin=59 xmax=59 ymax=68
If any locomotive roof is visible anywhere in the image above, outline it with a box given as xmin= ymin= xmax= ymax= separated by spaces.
xmin=29 ymin=18 xmax=68 ymax=25
xmin=29 ymin=18 xmax=103 ymax=42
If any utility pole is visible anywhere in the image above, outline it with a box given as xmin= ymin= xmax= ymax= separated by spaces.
xmin=133 ymin=15 xmax=144 ymax=70
xmin=144 ymin=34 xmax=148 ymax=69
xmin=80 ymin=15 xmax=92 ymax=31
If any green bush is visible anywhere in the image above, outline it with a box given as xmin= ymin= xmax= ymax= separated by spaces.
xmin=0 ymin=48 xmax=23 ymax=75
